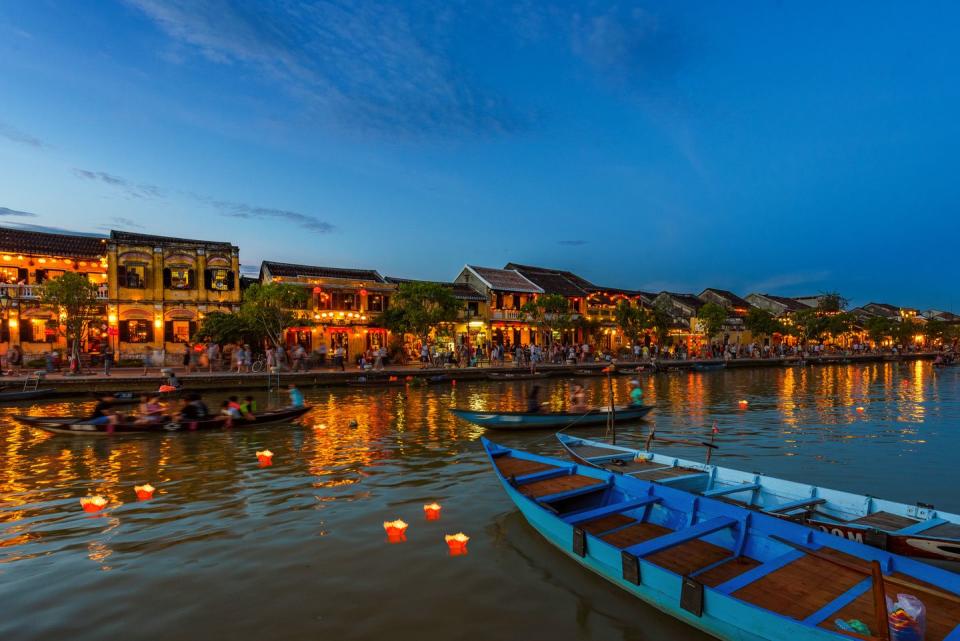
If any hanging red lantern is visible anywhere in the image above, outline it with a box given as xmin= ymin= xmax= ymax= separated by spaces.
xmin=135 ymin=484 xmax=155 ymax=500
xmin=445 ymin=532 xmax=469 ymax=555
xmin=313 ymin=286 xmax=322 ymax=294
xmin=384 ymin=519 xmax=408 ymax=542
xmin=256 ymin=450 xmax=274 ymax=466
xmin=423 ymin=503 xmax=442 ymax=520
xmin=360 ymin=289 xmax=367 ymax=296
xmin=80 ymin=496 xmax=107 ymax=512
xmin=388 ymin=376 xmax=398 ymax=382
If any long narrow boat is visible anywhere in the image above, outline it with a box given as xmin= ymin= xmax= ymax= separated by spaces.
xmin=486 ymin=372 xmax=551 ymax=381
xmin=484 ymin=438 xmax=960 ymax=641
xmin=692 ymin=362 xmax=727 ymax=372
xmin=0 ymin=387 xmax=57 ymax=402
xmin=451 ymin=405 xmax=653 ymax=430
xmin=13 ymin=405 xmax=311 ymax=435
xmin=558 ymin=433 xmax=960 ymax=564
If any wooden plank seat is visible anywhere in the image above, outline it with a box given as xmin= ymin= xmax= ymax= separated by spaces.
xmin=923 ymin=521 xmax=960 ymax=539
xmin=766 ymin=498 xmax=827 ymax=514
xmin=494 ymin=456 xmax=558 ymax=479
xmin=601 ymin=522 xmax=671 ymax=548
xmin=574 ymin=445 xmax=626 ymax=459
xmin=629 ymin=465 xmax=706 ymax=481
xmin=624 ymin=516 xmax=737 ymax=558
xmin=849 ymin=510 xmax=919 ymax=531
xmin=580 ymin=513 xmax=637 ymax=535
xmin=565 ymin=496 xmax=661 ymax=526
xmin=517 ymin=474 xmax=604 ymax=499
xmin=704 ymin=483 xmax=761 ymax=498
xmin=692 ymin=555 xmax=763 ymax=588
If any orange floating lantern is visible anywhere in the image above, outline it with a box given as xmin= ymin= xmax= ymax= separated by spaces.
xmin=424 ymin=502 xmax=442 ymax=520
xmin=134 ymin=484 xmax=155 ymax=500
xmin=445 ymin=532 xmax=469 ymax=555
xmin=738 ymin=399 xmax=749 ymax=408
xmin=80 ymin=496 xmax=107 ymax=512
xmin=384 ymin=519 xmax=409 ymax=542
xmin=856 ymin=406 xmax=865 ymax=413
xmin=256 ymin=449 xmax=274 ymax=466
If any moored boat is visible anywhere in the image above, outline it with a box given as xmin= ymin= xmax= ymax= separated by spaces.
xmin=451 ymin=405 xmax=653 ymax=430
xmin=558 ymin=433 xmax=960 ymax=564
xmin=692 ymin=362 xmax=727 ymax=372
xmin=0 ymin=387 xmax=57 ymax=402
xmin=14 ymin=405 xmax=311 ymax=435
xmin=486 ymin=372 xmax=550 ymax=381
xmin=485 ymin=438 xmax=960 ymax=641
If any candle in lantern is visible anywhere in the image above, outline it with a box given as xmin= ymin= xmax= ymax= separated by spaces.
xmin=134 ymin=484 xmax=155 ymax=500
xmin=856 ymin=406 xmax=865 ymax=413
xmin=80 ymin=496 xmax=107 ymax=512
xmin=256 ymin=450 xmax=274 ymax=466
xmin=423 ymin=503 xmax=442 ymax=520
xmin=383 ymin=519 xmax=409 ymax=542
xmin=738 ymin=399 xmax=749 ymax=408
xmin=445 ymin=532 xmax=469 ymax=555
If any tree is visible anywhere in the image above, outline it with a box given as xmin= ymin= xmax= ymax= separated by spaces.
xmin=823 ymin=312 xmax=854 ymax=343
xmin=239 ymin=282 xmax=310 ymax=348
xmin=816 ymin=292 xmax=848 ymax=313
xmin=697 ymin=302 xmax=728 ymax=342
xmin=375 ymin=282 xmax=459 ymax=345
xmin=792 ymin=308 xmax=829 ymax=344
xmin=40 ymin=272 xmax=101 ymax=366
xmin=924 ymin=319 xmax=948 ymax=345
xmin=614 ymin=301 xmax=651 ymax=346
xmin=194 ymin=311 xmax=260 ymax=346
xmin=651 ymin=300 xmax=674 ymax=346
xmin=744 ymin=307 xmax=784 ymax=340
xmin=521 ymin=293 xmax=573 ymax=345
xmin=865 ymin=316 xmax=894 ymax=347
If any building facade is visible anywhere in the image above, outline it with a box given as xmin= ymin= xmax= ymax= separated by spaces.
xmin=455 ymin=265 xmax=543 ymax=348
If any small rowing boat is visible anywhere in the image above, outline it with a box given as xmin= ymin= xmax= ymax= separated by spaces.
xmin=486 ymin=372 xmax=550 ymax=381
xmin=558 ymin=433 xmax=960 ymax=564
xmin=13 ymin=405 xmax=311 ymax=435
xmin=451 ymin=405 xmax=653 ymax=430
xmin=0 ymin=387 xmax=57 ymax=402
xmin=692 ymin=362 xmax=726 ymax=372
xmin=485 ymin=438 xmax=960 ymax=641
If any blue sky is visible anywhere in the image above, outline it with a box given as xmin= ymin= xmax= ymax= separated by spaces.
xmin=0 ymin=1 xmax=958 ymax=310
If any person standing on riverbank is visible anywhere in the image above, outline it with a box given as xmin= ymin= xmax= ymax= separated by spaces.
xmin=103 ymin=344 xmax=114 ymax=376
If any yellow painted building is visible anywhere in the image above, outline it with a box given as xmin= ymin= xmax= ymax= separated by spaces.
xmin=108 ymin=231 xmax=240 ymax=359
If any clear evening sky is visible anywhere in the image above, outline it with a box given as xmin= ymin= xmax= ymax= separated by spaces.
xmin=0 ymin=2 xmax=958 ymax=310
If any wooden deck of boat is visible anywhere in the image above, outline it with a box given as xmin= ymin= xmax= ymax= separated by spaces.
xmin=580 ymin=513 xmax=635 ymax=535
xmin=850 ymin=510 xmax=918 ymax=530
xmin=517 ymin=474 xmax=604 ymax=499
xmin=572 ymin=445 xmax=623 ymax=459
xmin=600 ymin=521 xmax=671 ymax=547
xmin=494 ymin=456 xmax=557 ymax=479
xmin=923 ymin=521 xmax=960 ymax=539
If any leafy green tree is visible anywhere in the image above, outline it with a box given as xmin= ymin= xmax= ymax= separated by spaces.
xmin=824 ymin=312 xmax=854 ymax=342
xmin=744 ymin=307 xmax=784 ymax=339
xmin=923 ymin=319 xmax=948 ymax=345
xmin=614 ymin=301 xmax=651 ymax=346
xmin=651 ymin=299 xmax=674 ymax=346
xmin=792 ymin=308 xmax=830 ymax=344
xmin=375 ymin=282 xmax=460 ymax=345
xmin=865 ymin=316 xmax=894 ymax=347
xmin=521 ymin=293 xmax=574 ymax=345
xmin=816 ymin=292 xmax=848 ymax=313
xmin=40 ymin=272 xmax=102 ymax=365
xmin=194 ymin=311 xmax=260 ymax=346
xmin=239 ymin=282 xmax=311 ymax=347
xmin=697 ymin=302 xmax=729 ymax=341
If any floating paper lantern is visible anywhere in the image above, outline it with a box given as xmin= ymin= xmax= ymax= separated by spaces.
xmin=445 ymin=532 xmax=469 ymax=555
xmin=384 ymin=519 xmax=408 ymax=542
xmin=856 ymin=406 xmax=865 ymax=413
xmin=134 ymin=484 xmax=155 ymax=500
xmin=80 ymin=496 xmax=107 ymax=512
xmin=738 ymin=400 xmax=749 ymax=408
xmin=424 ymin=503 xmax=442 ymax=520
xmin=256 ymin=450 xmax=274 ymax=466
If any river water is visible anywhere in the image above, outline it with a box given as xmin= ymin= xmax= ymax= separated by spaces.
xmin=1 ymin=362 xmax=957 ymax=641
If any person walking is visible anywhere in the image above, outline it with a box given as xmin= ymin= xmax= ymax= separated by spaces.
xmin=207 ymin=341 xmax=220 ymax=373
xmin=182 ymin=344 xmax=192 ymax=373
xmin=103 ymin=344 xmax=114 ymax=376
xmin=334 ymin=344 xmax=345 ymax=371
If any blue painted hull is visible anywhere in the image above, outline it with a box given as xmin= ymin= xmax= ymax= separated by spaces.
xmin=483 ymin=438 xmax=960 ymax=641
xmin=452 ymin=406 xmax=653 ymax=430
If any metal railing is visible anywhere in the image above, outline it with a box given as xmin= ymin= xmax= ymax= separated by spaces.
xmin=0 ymin=283 xmax=109 ymax=300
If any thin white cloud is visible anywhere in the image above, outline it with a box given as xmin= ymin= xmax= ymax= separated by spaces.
xmin=0 ymin=122 xmax=49 ymax=149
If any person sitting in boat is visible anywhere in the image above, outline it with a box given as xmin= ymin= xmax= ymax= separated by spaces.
xmin=239 ymin=395 xmax=257 ymax=417
xmin=288 ymin=384 xmax=305 ymax=408
xmin=628 ymin=379 xmax=644 ymax=406
xmin=569 ymin=383 xmax=588 ymax=412
xmin=90 ymin=394 xmax=120 ymax=425
xmin=227 ymin=396 xmax=254 ymax=421
xmin=178 ymin=393 xmax=209 ymax=419
xmin=219 ymin=400 xmax=242 ymax=427
xmin=166 ymin=372 xmax=182 ymax=390
xmin=526 ymin=385 xmax=542 ymax=413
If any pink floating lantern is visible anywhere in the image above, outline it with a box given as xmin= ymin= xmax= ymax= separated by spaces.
xmin=256 ymin=450 xmax=274 ymax=466
xmin=384 ymin=519 xmax=409 ymax=542
xmin=134 ymin=484 xmax=155 ymax=500
xmin=445 ymin=532 xmax=469 ymax=555
xmin=80 ymin=496 xmax=107 ymax=513
xmin=424 ymin=503 xmax=442 ymax=520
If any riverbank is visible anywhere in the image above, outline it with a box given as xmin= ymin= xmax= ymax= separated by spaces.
xmin=0 ymin=351 xmax=940 ymax=398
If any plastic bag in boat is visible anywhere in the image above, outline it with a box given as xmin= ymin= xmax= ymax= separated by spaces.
xmin=887 ymin=593 xmax=926 ymax=641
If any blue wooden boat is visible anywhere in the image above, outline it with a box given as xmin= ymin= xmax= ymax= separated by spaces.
xmin=484 ymin=438 xmax=960 ymax=640
xmin=692 ymin=362 xmax=727 ymax=372
xmin=557 ymin=434 xmax=960 ymax=564
xmin=451 ymin=405 xmax=653 ymax=430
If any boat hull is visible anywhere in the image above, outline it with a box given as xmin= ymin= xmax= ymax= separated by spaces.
xmin=0 ymin=388 xmax=57 ymax=402
xmin=451 ymin=405 xmax=653 ymax=430
xmin=14 ymin=406 xmax=311 ymax=435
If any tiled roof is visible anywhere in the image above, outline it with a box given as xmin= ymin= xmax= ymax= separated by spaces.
xmin=755 ymin=293 xmax=811 ymax=313
xmin=660 ymin=292 xmax=706 ymax=312
xmin=699 ymin=288 xmax=753 ymax=310
xmin=863 ymin=302 xmax=901 ymax=316
xmin=262 ymin=261 xmax=386 ymax=283
xmin=0 ymin=226 xmax=107 ymax=257
xmin=384 ymin=276 xmax=487 ymax=301
xmin=503 ymin=262 xmax=596 ymax=294
xmin=110 ymin=230 xmax=236 ymax=250
xmin=924 ymin=309 xmax=960 ymax=322
xmin=465 ymin=265 xmax=542 ymax=293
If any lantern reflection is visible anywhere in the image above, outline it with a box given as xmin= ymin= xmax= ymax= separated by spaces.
xmin=256 ymin=450 xmax=274 ymax=466
xmin=445 ymin=532 xmax=469 ymax=555
xmin=80 ymin=496 xmax=107 ymax=512
xmin=134 ymin=484 xmax=155 ymax=500
xmin=384 ymin=519 xmax=408 ymax=542
xmin=423 ymin=503 xmax=442 ymax=520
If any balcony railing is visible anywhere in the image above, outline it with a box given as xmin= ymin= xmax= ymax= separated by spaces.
xmin=491 ymin=309 xmax=526 ymax=321
xmin=0 ymin=283 xmax=109 ymax=300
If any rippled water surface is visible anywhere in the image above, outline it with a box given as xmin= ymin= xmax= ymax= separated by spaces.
xmin=1 ymin=362 xmax=958 ymax=640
